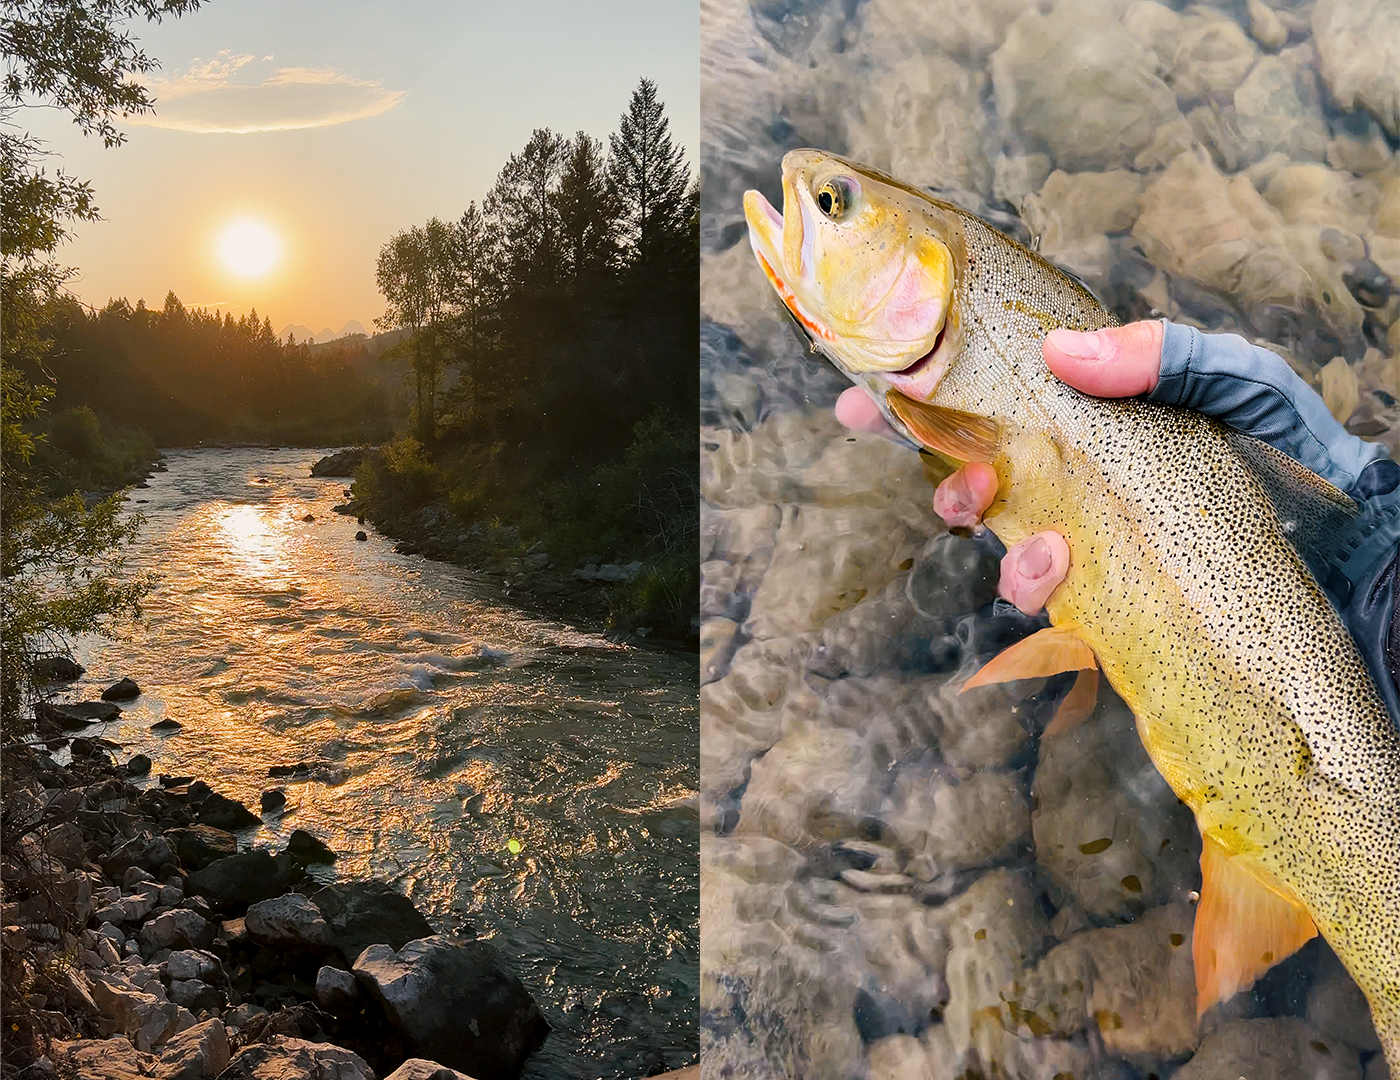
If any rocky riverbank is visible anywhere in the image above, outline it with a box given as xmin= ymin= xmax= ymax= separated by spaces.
xmin=315 ymin=451 xmax=699 ymax=649
xmin=0 ymin=710 xmax=550 ymax=1080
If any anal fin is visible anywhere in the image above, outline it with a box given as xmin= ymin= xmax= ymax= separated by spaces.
xmin=1194 ymin=831 xmax=1318 ymax=1018
xmin=886 ymin=389 xmax=999 ymax=463
xmin=960 ymin=625 xmax=1097 ymax=694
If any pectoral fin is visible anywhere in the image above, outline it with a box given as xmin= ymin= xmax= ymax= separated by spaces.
xmin=960 ymin=625 xmax=1098 ymax=694
xmin=886 ymin=389 xmax=999 ymax=463
xmin=1044 ymin=667 xmax=1099 ymax=736
xmin=1194 ymin=831 xmax=1318 ymax=1018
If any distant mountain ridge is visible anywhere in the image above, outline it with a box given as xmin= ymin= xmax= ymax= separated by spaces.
xmin=277 ymin=320 xmax=368 ymax=345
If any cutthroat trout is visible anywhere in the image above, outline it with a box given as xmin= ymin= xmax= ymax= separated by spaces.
xmin=744 ymin=149 xmax=1400 ymax=1064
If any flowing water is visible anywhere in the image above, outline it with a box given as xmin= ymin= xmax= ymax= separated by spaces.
xmin=64 ymin=448 xmax=698 ymax=1079
xmin=700 ymin=0 xmax=1397 ymax=1076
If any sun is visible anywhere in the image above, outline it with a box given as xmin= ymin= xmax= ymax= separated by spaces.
xmin=217 ymin=218 xmax=281 ymax=278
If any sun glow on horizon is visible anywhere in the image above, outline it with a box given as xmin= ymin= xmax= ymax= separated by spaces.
xmin=217 ymin=217 xmax=281 ymax=279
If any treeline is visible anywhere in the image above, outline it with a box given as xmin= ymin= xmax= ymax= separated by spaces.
xmin=375 ymin=76 xmax=696 ymax=452
xmin=31 ymin=293 xmax=392 ymax=446
xmin=359 ymin=77 xmax=699 ymax=633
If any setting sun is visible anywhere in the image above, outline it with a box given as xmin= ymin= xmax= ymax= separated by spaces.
xmin=217 ymin=217 xmax=280 ymax=278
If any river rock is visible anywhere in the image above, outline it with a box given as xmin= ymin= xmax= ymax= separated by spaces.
xmin=194 ymin=791 xmax=259 ymax=830
xmin=353 ymin=935 xmax=550 ymax=1080
xmin=101 ymin=677 xmax=141 ymax=701
xmin=844 ymin=53 xmax=993 ymax=196
xmin=310 ymin=448 xmax=367 ymax=477
xmin=1312 ymin=0 xmax=1400 ymax=138
xmin=52 ymin=1037 xmax=156 ymax=1080
xmin=383 ymin=1062 xmax=478 ymax=1080
xmin=1169 ymin=8 xmax=1259 ymax=101
xmin=1032 ymin=698 xmax=1198 ymax=921
xmin=39 ymin=700 xmax=121 ymax=726
xmin=314 ymin=964 xmax=360 ymax=1012
xmin=152 ymin=1018 xmax=229 ymax=1080
xmin=34 ymin=655 xmax=84 ymax=682
xmin=1175 ymin=1016 xmax=1362 ymax=1079
xmin=168 ymin=978 xmax=221 ymax=1014
xmin=127 ymin=754 xmax=152 ymax=777
xmin=217 ymin=1036 xmax=373 ymax=1080
xmin=309 ymin=879 xmax=435 ymax=964
xmin=991 ymin=0 xmax=1182 ymax=171
xmin=1234 ymin=55 xmax=1329 ymax=163
xmin=166 ymin=949 xmax=219 ymax=982
xmin=286 ymin=829 xmax=337 ymax=864
xmin=259 ymin=788 xmax=285 ymax=813
xmin=151 ymin=719 xmax=183 ymax=734
xmin=89 ymin=974 xmax=183 ymax=1049
xmin=1307 ymin=947 xmax=1382 ymax=1054
xmin=245 ymin=893 xmax=333 ymax=950
xmin=164 ymin=826 xmax=237 ymax=871
xmin=104 ymin=831 xmax=177 ymax=878
xmin=884 ymin=764 xmax=1030 ymax=882
xmin=186 ymin=850 xmax=290 ymax=907
xmin=139 ymin=910 xmax=213 ymax=953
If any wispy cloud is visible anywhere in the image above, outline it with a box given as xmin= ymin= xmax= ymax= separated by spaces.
xmin=130 ymin=51 xmax=405 ymax=134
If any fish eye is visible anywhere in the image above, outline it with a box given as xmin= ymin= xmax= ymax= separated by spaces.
xmin=815 ymin=177 xmax=857 ymax=220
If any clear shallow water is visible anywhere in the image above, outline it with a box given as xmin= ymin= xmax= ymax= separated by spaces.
xmin=700 ymin=0 xmax=1396 ymax=1076
xmin=64 ymin=448 xmax=698 ymax=1079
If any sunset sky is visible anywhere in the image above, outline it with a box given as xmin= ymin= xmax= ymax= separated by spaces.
xmin=24 ymin=0 xmax=698 ymax=336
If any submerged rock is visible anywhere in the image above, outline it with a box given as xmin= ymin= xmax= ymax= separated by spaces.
xmin=991 ymin=0 xmax=1182 ymax=171
xmin=1312 ymin=0 xmax=1400 ymax=138
xmin=1173 ymin=1016 xmax=1363 ymax=1079
xmin=353 ymin=935 xmax=549 ymax=1080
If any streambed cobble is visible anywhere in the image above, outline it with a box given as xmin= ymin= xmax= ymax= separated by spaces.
xmin=0 ymin=737 xmax=547 ymax=1080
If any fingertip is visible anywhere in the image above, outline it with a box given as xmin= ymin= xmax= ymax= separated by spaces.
xmin=1043 ymin=320 xmax=1163 ymax=398
xmin=835 ymin=387 xmax=889 ymax=434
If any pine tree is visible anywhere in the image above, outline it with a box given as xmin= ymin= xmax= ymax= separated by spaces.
xmin=554 ymin=131 xmax=618 ymax=292
xmin=607 ymin=77 xmax=690 ymax=279
xmin=484 ymin=128 xmax=567 ymax=295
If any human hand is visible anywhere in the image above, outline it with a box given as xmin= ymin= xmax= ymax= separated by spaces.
xmin=834 ymin=320 xmax=1165 ymax=614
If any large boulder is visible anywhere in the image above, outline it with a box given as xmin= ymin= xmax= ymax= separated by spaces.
xmin=384 ymin=1061 xmax=479 ymax=1080
xmin=309 ymin=879 xmax=435 ymax=964
xmin=353 ymin=935 xmax=549 ymax=1080
xmin=164 ymin=825 xmax=238 ymax=871
xmin=217 ymin=1036 xmax=373 ymax=1080
xmin=245 ymin=893 xmax=333 ymax=950
xmin=311 ymin=447 xmax=369 ymax=477
xmin=152 ymin=1018 xmax=229 ymax=1080
xmin=139 ymin=909 xmax=214 ymax=953
xmin=186 ymin=850 xmax=291 ymax=907
xmin=52 ymin=1037 xmax=155 ymax=1080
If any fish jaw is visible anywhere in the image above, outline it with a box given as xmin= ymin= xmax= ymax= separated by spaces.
xmin=742 ymin=149 xmax=955 ymax=377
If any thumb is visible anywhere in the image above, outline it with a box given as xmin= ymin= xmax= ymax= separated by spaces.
xmin=1043 ymin=320 xmax=1164 ymax=398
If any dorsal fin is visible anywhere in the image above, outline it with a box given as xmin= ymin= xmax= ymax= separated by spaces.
xmin=1222 ymin=427 xmax=1359 ymax=576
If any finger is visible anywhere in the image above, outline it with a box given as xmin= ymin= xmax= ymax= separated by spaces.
xmin=1043 ymin=320 xmax=1164 ymax=398
xmin=933 ymin=462 xmax=998 ymax=527
xmin=834 ymin=386 xmax=896 ymax=437
xmin=997 ymin=531 xmax=1071 ymax=615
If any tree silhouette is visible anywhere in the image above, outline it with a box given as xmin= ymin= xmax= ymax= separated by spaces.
xmin=555 ymin=131 xmax=618 ymax=294
xmin=607 ymin=77 xmax=690 ymax=280
xmin=375 ymin=218 xmax=459 ymax=439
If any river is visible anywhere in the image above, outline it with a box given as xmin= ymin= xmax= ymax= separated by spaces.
xmin=66 ymin=447 xmax=698 ymax=1079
